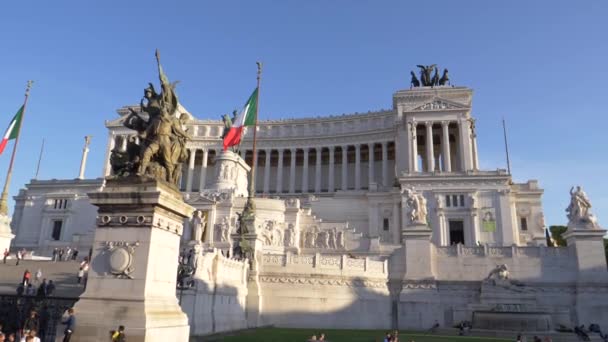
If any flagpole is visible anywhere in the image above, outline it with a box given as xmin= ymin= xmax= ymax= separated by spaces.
xmin=248 ymin=62 xmax=262 ymax=199
xmin=502 ymin=117 xmax=511 ymax=175
xmin=34 ymin=138 xmax=45 ymax=180
xmin=0 ymin=81 xmax=33 ymax=215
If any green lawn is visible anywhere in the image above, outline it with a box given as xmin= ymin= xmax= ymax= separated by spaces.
xmin=199 ymin=328 xmax=513 ymax=342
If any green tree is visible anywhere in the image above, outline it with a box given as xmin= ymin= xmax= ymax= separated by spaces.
xmin=549 ymin=225 xmax=568 ymax=247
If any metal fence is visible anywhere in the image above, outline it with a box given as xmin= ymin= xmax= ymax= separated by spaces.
xmin=0 ymin=294 xmax=77 ymax=342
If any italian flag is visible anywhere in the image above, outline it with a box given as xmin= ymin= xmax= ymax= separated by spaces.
xmin=223 ymin=88 xmax=258 ymax=151
xmin=0 ymin=106 xmax=24 ymax=155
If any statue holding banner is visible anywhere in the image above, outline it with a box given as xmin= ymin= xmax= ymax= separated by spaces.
xmin=110 ymin=50 xmax=191 ymax=186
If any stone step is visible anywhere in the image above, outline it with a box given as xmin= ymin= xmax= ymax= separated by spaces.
xmin=0 ymin=259 xmax=85 ymax=298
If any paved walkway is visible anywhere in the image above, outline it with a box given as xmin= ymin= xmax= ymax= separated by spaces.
xmin=0 ymin=259 xmax=85 ymax=297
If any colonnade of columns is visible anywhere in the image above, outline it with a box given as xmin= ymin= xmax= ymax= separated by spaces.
xmin=105 ymin=134 xmax=396 ymax=195
xmin=409 ymin=120 xmax=476 ymax=173
xmin=184 ymin=142 xmax=395 ymax=194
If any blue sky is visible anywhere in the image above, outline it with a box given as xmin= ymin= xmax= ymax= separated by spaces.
xmin=0 ymin=1 xmax=607 ymax=226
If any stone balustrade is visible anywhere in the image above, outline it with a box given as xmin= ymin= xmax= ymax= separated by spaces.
xmin=434 ymin=245 xmax=570 ymax=259
xmin=261 ymin=252 xmax=388 ymax=278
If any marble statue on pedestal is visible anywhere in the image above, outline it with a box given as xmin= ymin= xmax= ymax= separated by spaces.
xmin=402 ymin=187 xmax=428 ymax=225
xmin=566 ymin=186 xmax=599 ymax=229
xmin=191 ymin=210 xmax=207 ymax=243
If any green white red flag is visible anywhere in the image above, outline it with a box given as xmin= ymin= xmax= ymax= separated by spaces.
xmin=0 ymin=106 xmax=24 ymax=155
xmin=223 ymin=88 xmax=258 ymax=151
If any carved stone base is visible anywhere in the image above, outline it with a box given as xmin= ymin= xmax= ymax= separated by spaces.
xmin=72 ymin=178 xmax=194 ymax=342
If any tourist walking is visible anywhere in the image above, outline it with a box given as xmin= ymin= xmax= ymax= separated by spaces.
xmin=22 ymin=310 xmax=40 ymax=336
xmin=61 ymin=308 xmax=75 ymax=342
xmin=77 ymin=268 xmax=84 ymax=284
xmin=36 ymin=279 xmax=47 ymax=298
xmin=58 ymin=249 xmax=64 ymax=262
xmin=34 ymin=269 xmax=42 ymax=284
xmin=3 ymin=248 xmax=8 ymax=264
xmin=71 ymin=248 xmax=78 ymax=260
xmin=52 ymin=248 xmax=58 ymax=262
xmin=15 ymin=251 xmax=20 ymax=266
xmin=22 ymin=270 xmax=31 ymax=287
xmin=111 ymin=325 xmax=126 ymax=342
xmin=46 ymin=280 xmax=55 ymax=297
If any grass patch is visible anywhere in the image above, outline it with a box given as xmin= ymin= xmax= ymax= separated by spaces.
xmin=203 ymin=327 xmax=513 ymax=342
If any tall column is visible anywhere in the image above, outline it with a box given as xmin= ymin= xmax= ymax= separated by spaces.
xmin=458 ymin=119 xmax=473 ymax=171
xmin=198 ymin=149 xmax=209 ymax=191
xmin=186 ymin=148 xmax=196 ymax=192
xmin=276 ymin=149 xmax=284 ymax=194
xmin=328 ymin=146 xmax=335 ymax=192
xmin=381 ymin=142 xmax=388 ymax=187
xmin=355 ymin=144 xmax=361 ymax=190
xmin=103 ymin=133 xmax=116 ymax=177
xmin=302 ymin=148 xmax=309 ymax=193
xmin=263 ymin=149 xmax=271 ymax=193
xmin=425 ymin=122 xmax=434 ymax=172
xmin=410 ymin=121 xmax=419 ymax=172
xmin=470 ymin=119 xmax=479 ymax=170
xmin=368 ymin=143 xmax=375 ymax=188
xmin=341 ymin=145 xmax=348 ymax=191
xmin=441 ymin=121 xmax=452 ymax=172
xmin=392 ymin=200 xmax=400 ymax=244
xmin=315 ymin=147 xmax=322 ymax=193
xmin=470 ymin=212 xmax=479 ymax=246
xmin=289 ymin=148 xmax=296 ymax=193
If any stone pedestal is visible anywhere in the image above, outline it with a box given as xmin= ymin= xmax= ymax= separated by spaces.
xmin=208 ymin=151 xmax=250 ymax=198
xmin=0 ymin=213 xmax=14 ymax=253
xmin=73 ymin=178 xmax=194 ymax=342
xmin=563 ymin=225 xmax=608 ymax=326
xmin=401 ymin=223 xmax=434 ymax=280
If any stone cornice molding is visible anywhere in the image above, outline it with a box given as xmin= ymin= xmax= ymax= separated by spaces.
xmin=259 ymin=273 xmax=389 ymax=289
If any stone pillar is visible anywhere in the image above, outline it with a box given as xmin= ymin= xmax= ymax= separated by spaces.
xmin=120 ymin=135 xmax=128 ymax=152
xmin=328 ymin=146 xmax=335 ymax=192
xmin=498 ymin=189 xmax=515 ymax=246
xmin=73 ymin=179 xmax=193 ymax=341
xmin=103 ymin=132 xmax=116 ymax=177
xmin=186 ymin=148 xmax=196 ymax=192
xmin=302 ymin=148 xmax=309 ymax=193
xmin=441 ymin=121 xmax=451 ymax=172
xmin=341 ymin=145 xmax=348 ymax=191
xmin=263 ymin=149 xmax=271 ymax=193
xmin=315 ymin=147 xmax=322 ymax=193
xmin=458 ymin=119 xmax=473 ymax=171
xmin=392 ymin=200 xmax=400 ymax=244
xmin=382 ymin=142 xmax=388 ymax=187
xmin=198 ymin=149 xmax=209 ymax=191
xmin=276 ymin=149 xmax=284 ymax=194
xmin=368 ymin=143 xmax=375 ymax=188
xmin=470 ymin=212 xmax=479 ymax=246
xmin=355 ymin=144 xmax=361 ymax=190
xmin=425 ymin=122 xmax=434 ymax=172
xmin=410 ymin=121 xmax=419 ymax=173
xmin=289 ymin=148 xmax=296 ymax=193
xmin=471 ymin=120 xmax=479 ymax=170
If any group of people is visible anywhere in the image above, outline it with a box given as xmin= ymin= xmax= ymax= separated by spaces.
xmin=3 ymin=248 xmax=30 ymax=266
xmin=307 ymin=332 xmax=327 ymax=341
xmin=0 ymin=310 xmax=42 ymax=342
xmin=52 ymin=247 xmax=79 ymax=262
xmin=16 ymin=269 xmax=55 ymax=298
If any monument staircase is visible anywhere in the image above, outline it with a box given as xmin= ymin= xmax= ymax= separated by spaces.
xmin=0 ymin=259 xmax=84 ymax=297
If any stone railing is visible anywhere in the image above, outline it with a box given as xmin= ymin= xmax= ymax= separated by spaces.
xmin=434 ymin=245 xmax=570 ymax=259
xmin=261 ymin=252 xmax=388 ymax=278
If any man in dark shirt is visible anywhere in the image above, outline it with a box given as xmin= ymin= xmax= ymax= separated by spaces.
xmin=61 ymin=308 xmax=75 ymax=342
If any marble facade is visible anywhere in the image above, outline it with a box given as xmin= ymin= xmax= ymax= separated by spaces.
xmin=7 ymin=83 xmax=608 ymax=334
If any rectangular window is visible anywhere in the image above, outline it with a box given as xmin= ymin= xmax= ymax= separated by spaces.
xmin=383 ymin=218 xmax=390 ymax=231
xmin=446 ymin=195 xmax=451 ymax=207
xmin=51 ymin=220 xmax=63 ymax=241
xmin=448 ymin=220 xmax=465 ymax=245
xmin=452 ymin=195 xmax=458 ymax=207
xmin=520 ymin=217 xmax=528 ymax=231
xmin=459 ymin=195 xmax=465 ymax=207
